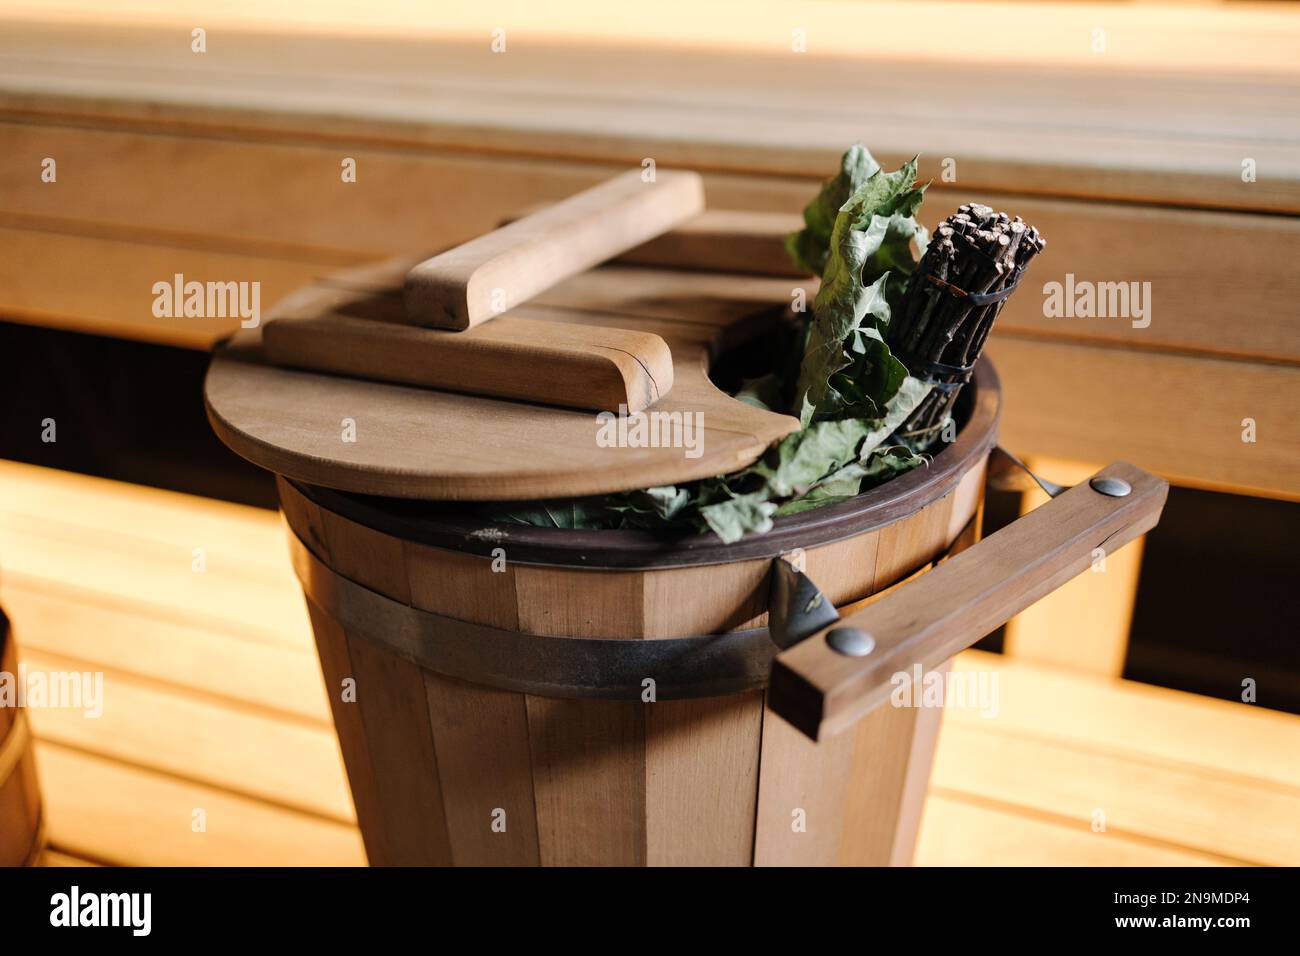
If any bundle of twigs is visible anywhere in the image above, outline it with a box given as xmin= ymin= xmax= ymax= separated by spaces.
xmin=887 ymin=204 xmax=1045 ymax=450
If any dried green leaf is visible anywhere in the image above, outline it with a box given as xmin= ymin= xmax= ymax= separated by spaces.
xmin=492 ymin=499 xmax=612 ymax=529
xmin=856 ymin=376 xmax=931 ymax=461
xmin=700 ymin=490 xmax=778 ymax=544
xmin=793 ymin=156 xmax=927 ymax=426
xmin=785 ymin=144 xmax=881 ymax=275
xmin=752 ymin=418 xmax=871 ymax=497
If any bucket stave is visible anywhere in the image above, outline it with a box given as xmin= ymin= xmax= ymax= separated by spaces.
xmin=277 ymin=379 xmax=992 ymax=866
xmin=0 ymin=610 xmax=43 ymax=868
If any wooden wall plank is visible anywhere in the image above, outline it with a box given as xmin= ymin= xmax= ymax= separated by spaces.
xmin=3 ymin=127 xmax=1296 ymax=501
xmin=3 ymin=128 xmax=1296 ymax=365
xmin=3 ymin=9 xmax=1298 ymax=211
xmin=11 ymin=1 xmax=1300 ymax=77
xmin=982 ymin=199 xmax=1300 ymax=364
xmin=0 ymin=223 xmax=331 ymax=347
xmin=0 ymin=123 xmax=606 ymax=259
xmin=682 ymin=196 xmax=1300 ymax=364
xmin=988 ymin=336 xmax=1300 ymax=500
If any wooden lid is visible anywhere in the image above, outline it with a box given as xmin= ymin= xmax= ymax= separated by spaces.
xmin=205 ymin=258 xmax=802 ymax=501
xmin=290 ymin=360 xmax=1001 ymax=569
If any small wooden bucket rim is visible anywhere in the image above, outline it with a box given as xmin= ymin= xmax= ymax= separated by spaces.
xmin=296 ymin=359 xmax=1001 ymax=570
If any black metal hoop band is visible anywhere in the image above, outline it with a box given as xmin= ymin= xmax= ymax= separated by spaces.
xmin=289 ymin=530 xmax=779 ymax=700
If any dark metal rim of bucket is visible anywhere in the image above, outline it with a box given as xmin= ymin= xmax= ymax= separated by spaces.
xmin=294 ymin=359 xmax=1001 ymax=571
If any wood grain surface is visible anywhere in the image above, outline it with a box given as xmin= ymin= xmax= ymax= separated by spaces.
xmin=4 ymin=8 xmax=1299 ymax=506
xmin=8 ymin=460 xmax=1298 ymax=867
xmin=4 ymin=10 xmax=1298 ymax=211
xmin=275 ymin=462 xmax=984 ymax=866
xmin=0 ymin=615 xmax=43 ymax=868
xmin=263 ymin=311 xmax=674 ymax=413
xmin=771 ymin=462 xmax=1168 ymax=741
xmin=404 ymin=169 xmax=704 ymax=329
xmin=206 ymin=264 xmax=801 ymax=500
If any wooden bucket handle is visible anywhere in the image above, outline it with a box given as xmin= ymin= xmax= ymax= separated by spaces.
xmin=402 ymin=169 xmax=705 ymax=330
xmin=768 ymin=459 xmax=1169 ymax=741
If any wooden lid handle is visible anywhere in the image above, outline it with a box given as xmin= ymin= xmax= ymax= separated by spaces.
xmin=403 ymin=169 xmax=705 ymax=330
xmin=262 ymin=312 xmax=673 ymax=414
xmin=768 ymin=461 xmax=1169 ymax=741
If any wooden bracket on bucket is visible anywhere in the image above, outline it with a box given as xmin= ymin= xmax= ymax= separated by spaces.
xmin=768 ymin=460 xmax=1168 ymax=741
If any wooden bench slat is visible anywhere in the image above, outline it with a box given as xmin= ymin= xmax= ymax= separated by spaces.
xmin=8 ymin=587 xmax=327 ymax=722
xmin=917 ymin=793 xmax=1228 ymax=868
xmin=949 ymin=651 xmax=1300 ymax=791
xmin=24 ymin=648 xmax=352 ymax=823
xmin=36 ymin=742 xmax=366 ymax=867
xmin=0 ymin=459 xmax=290 ymax=566
xmin=0 ymin=523 xmax=313 ymax=653
xmin=2 ymin=127 xmax=1297 ymax=364
xmin=933 ymin=722 xmax=1299 ymax=866
xmin=3 ymin=8 xmax=1298 ymax=211
xmin=9 ymin=453 xmax=1299 ymax=868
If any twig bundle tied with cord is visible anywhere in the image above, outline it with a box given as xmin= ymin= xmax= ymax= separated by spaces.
xmin=887 ymin=204 xmax=1045 ymax=450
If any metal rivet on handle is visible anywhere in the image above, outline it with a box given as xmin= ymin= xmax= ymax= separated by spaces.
xmin=1089 ymin=476 xmax=1132 ymax=498
xmin=826 ymin=627 xmax=876 ymax=657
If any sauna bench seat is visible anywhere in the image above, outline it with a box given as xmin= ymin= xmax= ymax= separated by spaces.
xmin=1 ymin=459 xmax=1296 ymax=868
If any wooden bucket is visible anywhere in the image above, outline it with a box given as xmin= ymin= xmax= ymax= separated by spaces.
xmin=281 ymin=366 xmax=1001 ymax=866
xmin=203 ymin=185 xmax=1168 ymax=866
xmin=0 ymin=610 xmax=44 ymax=867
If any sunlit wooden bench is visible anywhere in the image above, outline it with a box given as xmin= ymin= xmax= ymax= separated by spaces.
xmin=2 ymin=3 xmax=1298 ymax=865
xmin=2 ymin=460 xmax=1296 ymax=866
